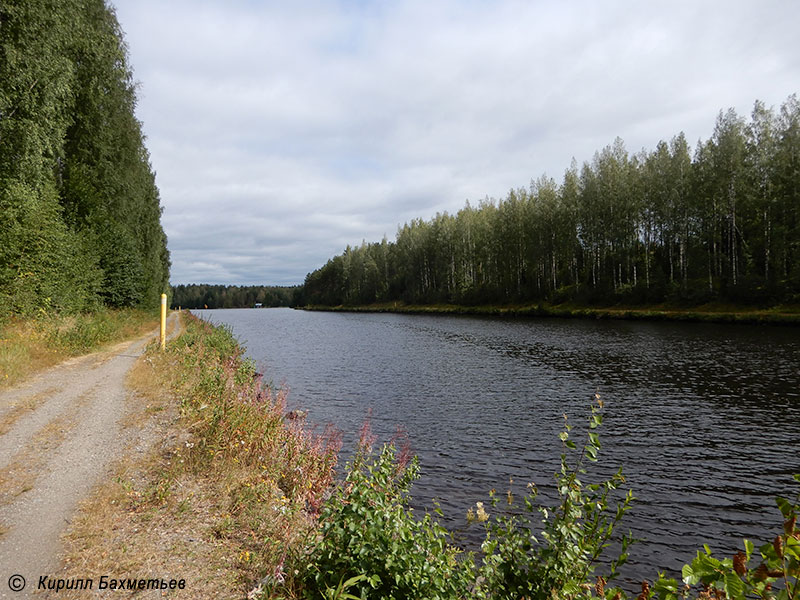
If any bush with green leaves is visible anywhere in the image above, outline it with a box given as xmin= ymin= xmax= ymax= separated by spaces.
xmin=300 ymin=443 xmax=475 ymax=600
xmin=475 ymin=400 xmax=635 ymax=600
xmin=649 ymin=476 xmax=799 ymax=600
xmin=288 ymin=399 xmax=798 ymax=600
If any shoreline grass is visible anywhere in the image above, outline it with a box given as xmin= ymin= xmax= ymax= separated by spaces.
xmin=301 ymin=301 xmax=800 ymax=325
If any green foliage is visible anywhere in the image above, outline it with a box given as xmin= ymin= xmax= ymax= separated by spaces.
xmin=300 ymin=443 xmax=475 ymax=600
xmin=0 ymin=181 xmax=103 ymax=317
xmin=651 ymin=475 xmax=799 ymax=600
xmin=292 ymin=402 xmax=634 ymax=600
xmin=475 ymin=401 xmax=634 ymax=600
xmin=0 ymin=0 xmax=169 ymax=316
xmin=171 ymin=284 xmax=301 ymax=309
xmin=302 ymin=96 xmax=800 ymax=309
xmin=288 ymin=401 xmax=799 ymax=600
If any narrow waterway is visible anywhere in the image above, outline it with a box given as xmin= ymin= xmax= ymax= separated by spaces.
xmin=196 ymin=307 xmax=800 ymax=587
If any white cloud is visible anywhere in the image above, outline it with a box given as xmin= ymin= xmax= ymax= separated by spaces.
xmin=112 ymin=0 xmax=800 ymax=285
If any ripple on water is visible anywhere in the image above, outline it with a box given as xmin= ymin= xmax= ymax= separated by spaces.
xmin=197 ymin=308 xmax=800 ymax=587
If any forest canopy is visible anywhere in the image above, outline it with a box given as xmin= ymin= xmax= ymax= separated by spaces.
xmin=301 ymin=96 xmax=800 ymax=308
xmin=0 ymin=0 xmax=170 ymax=318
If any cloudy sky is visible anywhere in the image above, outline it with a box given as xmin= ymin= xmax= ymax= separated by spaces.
xmin=111 ymin=0 xmax=800 ymax=286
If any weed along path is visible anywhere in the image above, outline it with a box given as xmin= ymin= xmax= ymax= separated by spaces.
xmin=0 ymin=313 xmax=180 ymax=599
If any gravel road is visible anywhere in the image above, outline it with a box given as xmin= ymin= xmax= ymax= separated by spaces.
xmin=0 ymin=314 xmax=179 ymax=599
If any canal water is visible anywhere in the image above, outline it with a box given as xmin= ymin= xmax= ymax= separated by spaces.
xmin=194 ymin=307 xmax=800 ymax=587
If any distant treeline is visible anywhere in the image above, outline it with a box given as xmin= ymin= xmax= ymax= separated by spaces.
xmin=0 ymin=0 xmax=170 ymax=318
xmin=171 ymin=284 xmax=300 ymax=309
xmin=302 ymin=96 xmax=800 ymax=307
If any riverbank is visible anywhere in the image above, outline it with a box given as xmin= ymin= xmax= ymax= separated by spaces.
xmin=49 ymin=312 xmax=339 ymax=599
xmin=40 ymin=311 xmax=798 ymax=599
xmin=301 ymin=301 xmax=800 ymax=325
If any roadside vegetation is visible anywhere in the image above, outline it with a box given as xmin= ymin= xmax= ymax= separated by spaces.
xmin=1 ymin=0 xmax=171 ymax=387
xmin=0 ymin=308 xmax=160 ymax=388
xmin=53 ymin=313 xmax=798 ymax=600
xmin=54 ymin=312 xmax=340 ymax=599
xmin=1 ymin=0 xmax=170 ymax=319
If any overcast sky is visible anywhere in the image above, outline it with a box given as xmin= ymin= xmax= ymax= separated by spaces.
xmin=111 ymin=0 xmax=800 ymax=286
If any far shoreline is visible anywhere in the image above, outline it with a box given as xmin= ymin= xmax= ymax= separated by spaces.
xmin=299 ymin=301 xmax=800 ymax=325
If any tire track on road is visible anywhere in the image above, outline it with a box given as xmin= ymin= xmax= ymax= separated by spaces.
xmin=0 ymin=314 xmax=180 ymax=599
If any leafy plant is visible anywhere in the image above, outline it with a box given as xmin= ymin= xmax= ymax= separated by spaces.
xmin=651 ymin=474 xmax=799 ymax=600
xmin=299 ymin=442 xmax=474 ymax=600
xmin=475 ymin=397 xmax=635 ymax=600
xmin=280 ymin=394 xmax=798 ymax=600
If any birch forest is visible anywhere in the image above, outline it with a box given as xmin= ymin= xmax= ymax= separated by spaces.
xmin=302 ymin=97 xmax=800 ymax=307
xmin=0 ymin=0 xmax=170 ymax=317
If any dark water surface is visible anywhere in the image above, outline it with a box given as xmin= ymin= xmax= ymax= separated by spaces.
xmin=195 ymin=308 xmax=800 ymax=586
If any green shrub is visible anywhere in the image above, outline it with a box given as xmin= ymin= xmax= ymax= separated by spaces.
xmin=474 ymin=399 xmax=634 ymax=600
xmin=650 ymin=476 xmax=799 ymax=600
xmin=300 ymin=443 xmax=474 ymax=600
xmin=284 ymin=397 xmax=798 ymax=600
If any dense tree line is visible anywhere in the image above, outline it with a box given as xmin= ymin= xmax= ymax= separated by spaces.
xmin=0 ymin=0 xmax=170 ymax=317
xmin=302 ymin=97 xmax=800 ymax=307
xmin=171 ymin=284 xmax=300 ymax=309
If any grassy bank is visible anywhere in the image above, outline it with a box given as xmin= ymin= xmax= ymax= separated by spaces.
xmin=302 ymin=301 xmax=800 ymax=325
xmin=54 ymin=312 xmax=340 ymax=599
xmin=0 ymin=308 xmax=162 ymax=388
xmin=49 ymin=312 xmax=799 ymax=600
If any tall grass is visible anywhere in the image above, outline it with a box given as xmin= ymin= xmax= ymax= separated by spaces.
xmin=0 ymin=308 xmax=159 ymax=387
xmin=142 ymin=313 xmax=341 ymax=593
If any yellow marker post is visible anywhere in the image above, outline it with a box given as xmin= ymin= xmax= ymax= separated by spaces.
xmin=160 ymin=293 xmax=167 ymax=350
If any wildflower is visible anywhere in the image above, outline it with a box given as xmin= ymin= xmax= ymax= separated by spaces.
xmin=239 ymin=550 xmax=251 ymax=562
xmin=773 ymin=535 xmax=784 ymax=559
xmin=466 ymin=508 xmax=475 ymax=524
xmin=476 ymin=502 xmax=488 ymax=522
xmin=733 ymin=552 xmax=746 ymax=576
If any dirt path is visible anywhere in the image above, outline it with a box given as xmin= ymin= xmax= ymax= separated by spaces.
xmin=0 ymin=314 xmax=179 ymax=599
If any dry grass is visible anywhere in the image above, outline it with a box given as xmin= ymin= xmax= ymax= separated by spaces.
xmin=51 ymin=312 xmax=339 ymax=599
xmin=0 ymin=309 xmax=160 ymax=389
xmin=0 ymin=319 xmax=59 ymax=387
